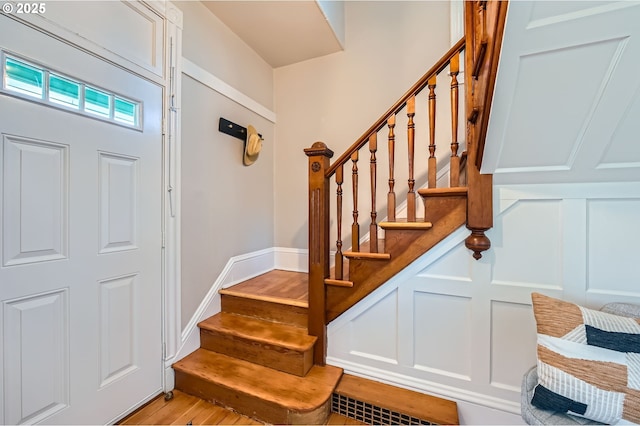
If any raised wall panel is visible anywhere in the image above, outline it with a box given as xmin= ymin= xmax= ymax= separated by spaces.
xmin=2 ymin=290 xmax=69 ymax=425
xmin=490 ymin=301 xmax=537 ymax=391
xmin=37 ymin=1 xmax=164 ymax=76
xmin=2 ymin=135 xmax=68 ymax=266
xmin=484 ymin=1 xmax=640 ymax=185
xmin=492 ymin=200 xmax=563 ymax=288
xmin=413 ymin=292 xmax=472 ymax=380
xmin=99 ymin=153 xmax=138 ymax=254
xmin=99 ymin=274 xmax=138 ymax=387
xmin=598 ymin=87 xmax=640 ymax=169
xmin=417 ymin=243 xmax=472 ymax=283
xmin=528 ymin=1 xmax=612 ymax=28
xmin=587 ymin=199 xmax=640 ymax=296
xmin=496 ymin=38 xmax=623 ymax=173
xmin=349 ymin=290 xmax=399 ymax=364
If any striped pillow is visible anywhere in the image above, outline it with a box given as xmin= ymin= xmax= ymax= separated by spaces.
xmin=531 ymin=293 xmax=640 ymax=424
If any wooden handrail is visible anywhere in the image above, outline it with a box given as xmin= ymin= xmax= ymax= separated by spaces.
xmin=325 ymin=37 xmax=466 ymax=178
xmin=473 ymin=1 xmax=508 ymax=169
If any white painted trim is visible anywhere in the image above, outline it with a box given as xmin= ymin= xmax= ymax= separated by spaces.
xmin=450 ymin=0 xmax=465 ymax=45
xmin=326 ymin=358 xmax=521 ymax=416
xmin=161 ymin=1 xmax=183 ymax=395
xmin=182 ymin=58 xmax=276 ymax=123
xmin=171 ymin=248 xmax=276 ymax=363
xmin=274 ymin=247 xmax=309 ymax=272
xmin=497 ymin=181 xmax=640 ymax=201
xmin=4 ymin=3 xmax=166 ymax=85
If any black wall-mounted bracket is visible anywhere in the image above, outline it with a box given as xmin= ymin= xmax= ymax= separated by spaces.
xmin=219 ymin=117 xmax=247 ymax=141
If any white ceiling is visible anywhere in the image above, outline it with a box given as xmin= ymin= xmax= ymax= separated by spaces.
xmin=483 ymin=1 xmax=640 ymax=184
xmin=202 ymin=1 xmax=344 ymax=68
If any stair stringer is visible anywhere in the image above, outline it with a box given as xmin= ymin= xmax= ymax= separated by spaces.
xmin=326 ymin=199 xmax=467 ymax=322
xmin=328 ymin=225 xmax=469 ymax=328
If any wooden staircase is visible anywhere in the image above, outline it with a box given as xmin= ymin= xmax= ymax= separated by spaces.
xmin=173 ymin=271 xmax=459 ymax=425
xmin=173 ymin=271 xmax=343 ymax=424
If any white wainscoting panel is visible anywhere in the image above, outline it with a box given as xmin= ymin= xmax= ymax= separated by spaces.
xmin=2 ymin=290 xmax=69 ymax=425
xmin=2 ymin=135 xmax=68 ymax=266
xmin=491 ymin=200 xmax=563 ymax=288
xmin=483 ymin=1 xmax=640 ymax=184
xmin=413 ymin=292 xmax=472 ymax=381
xmin=587 ymin=198 xmax=640 ymax=297
xmin=328 ymin=182 xmax=640 ymax=424
xmin=350 ymin=289 xmax=399 ymax=365
xmin=490 ymin=301 xmax=537 ymax=392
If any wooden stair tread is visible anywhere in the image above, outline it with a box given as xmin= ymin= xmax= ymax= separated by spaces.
xmin=199 ymin=313 xmax=316 ymax=351
xmin=343 ymin=251 xmax=391 ymax=260
xmin=324 ymin=278 xmax=354 ymax=288
xmin=173 ymin=349 xmax=342 ymax=412
xmin=417 ymin=186 xmax=468 ymax=197
xmin=335 ymin=374 xmax=459 ymax=425
xmin=220 ymin=288 xmax=308 ymax=308
xmin=221 ymin=270 xmax=308 ymax=307
xmin=379 ymin=219 xmax=433 ymax=230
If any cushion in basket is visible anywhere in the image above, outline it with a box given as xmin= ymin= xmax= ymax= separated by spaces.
xmin=531 ymin=293 xmax=640 ymax=424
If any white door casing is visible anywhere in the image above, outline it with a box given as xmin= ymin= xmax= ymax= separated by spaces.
xmin=0 ymin=12 xmax=165 ymax=424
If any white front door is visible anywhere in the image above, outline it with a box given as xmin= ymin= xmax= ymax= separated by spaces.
xmin=0 ymin=14 xmax=163 ymax=425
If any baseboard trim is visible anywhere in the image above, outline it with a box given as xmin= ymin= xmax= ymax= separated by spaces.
xmin=172 ymin=247 xmax=275 ymax=363
xmin=171 ymin=246 xmax=314 ymax=364
xmin=274 ymin=247 xmax=308 ymax=272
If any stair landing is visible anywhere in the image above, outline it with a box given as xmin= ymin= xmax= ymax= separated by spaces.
xmin=220 ymin=269 xmax=308 ymax=306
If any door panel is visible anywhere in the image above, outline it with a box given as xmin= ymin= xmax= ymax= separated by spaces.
xmin=0 ymin=14 xmax=162 ymax=425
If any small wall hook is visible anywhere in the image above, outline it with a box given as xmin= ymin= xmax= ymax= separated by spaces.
xmin=219 ymin=117 xmax=247 ymax=141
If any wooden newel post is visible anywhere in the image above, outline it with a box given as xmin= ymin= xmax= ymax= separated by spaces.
xmin=464 ymin=0 xmax=502 ymax=260
xmin=304 ymin=141 xmax=334 ymax=365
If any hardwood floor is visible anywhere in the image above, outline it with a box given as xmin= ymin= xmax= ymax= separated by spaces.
xmin=118 ymin=390 xmax=260 ymax=425
xmin=118 ymin=390 xmax=364 ymax=425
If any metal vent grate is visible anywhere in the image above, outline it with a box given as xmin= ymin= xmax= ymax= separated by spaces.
xmin=331 ymin=393 xmax=436 ymax=425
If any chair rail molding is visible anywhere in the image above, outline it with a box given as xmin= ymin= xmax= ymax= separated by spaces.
xmin=182 ymin=58 xmax=276 ymax=123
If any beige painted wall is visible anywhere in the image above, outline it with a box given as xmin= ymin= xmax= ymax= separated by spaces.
xmin=274 ymin=1 xmax=451 ymax=248
xmin=177 ymin=0 xmax=451 ymax=327
xmin=178 ymin=1 xmax=275 ymax=328
xmin=179 ymin=1 xmax=274 ymax=109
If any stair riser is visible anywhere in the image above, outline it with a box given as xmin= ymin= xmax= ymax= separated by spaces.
xmin=421 ymin=194 xmax=467 ymax=222
xmin=200 ymin=329 xmax=313 ymax=376
xmin=175 ymin=370 xmax=330 ymax=425
xmin=221 ymin=294 xmax=308 ymax=327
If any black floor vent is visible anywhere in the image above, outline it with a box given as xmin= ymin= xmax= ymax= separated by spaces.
xmin=331 ymin=393 xmax=436 ymax=425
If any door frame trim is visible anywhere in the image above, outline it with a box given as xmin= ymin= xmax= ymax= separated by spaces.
xmin=159 ymin=0 xmax=184 ymax=393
